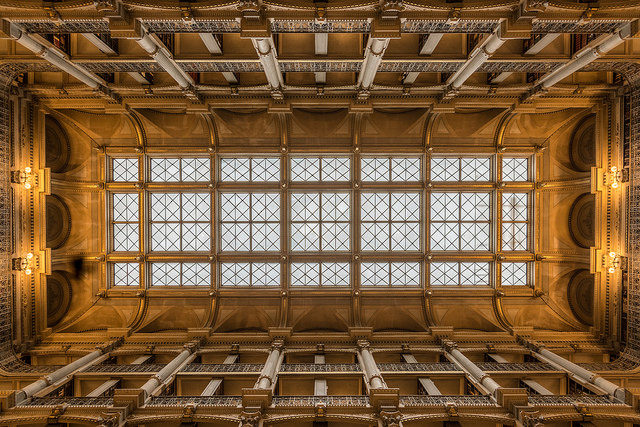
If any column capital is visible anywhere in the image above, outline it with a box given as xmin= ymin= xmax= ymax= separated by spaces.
xmin=357 ymin=339 xmax=371 ymax=350
xmin=440 ymin=339 xmax=458 ymax=353
xmin=270 ymin=339 xmax=285 ymax=351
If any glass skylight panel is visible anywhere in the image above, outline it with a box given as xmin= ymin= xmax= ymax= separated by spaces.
xmin=291 ymin=262 xmax=350 ymax=287
xmin=501 ymin=262 xmax=528 ymax=286
xmin=220 ymin=193 xmax=280 ymax=251
xmin=430 ymin=262 xmax=490 ymax=286
xmin=113 ymin=263 xmax=139 ymax=287
xmin=291 ymin=193 xmax=350 ymax=251
xmin=361 ymin=262 xmax=420 ymax=286
xmin=112 ymin=193 xmax=139 ymax=251
xmin=361 ymin=192 xmax=420 ymax=251
xmin=220 ymin=262 xmax=280 ymax=287
xmin=150 ymin=193 xmax=211 ymax=251
xmin=112 ymin=158 xmax=138 ymax=182
xmin=502 ymin=157 xmax=529 ymax=181
xmin=291 ymin=157 xmax=350 ymax=181
xmin=361 ymin=157 xmax=421 ymax=182
xmin=430 ymin=192 xmax=490 ymax=251
xmin=431 ymin=157 xmax=490 ymax=181
xmin=150 ymin=158 xmax=210 ymax=182
xmin=502 ymin=193 xmax=528 ymax=251
xmin=151 ymin=262 xmax=211 ymax=286
xmin=220 ymin=157 xmax=280 ymax=182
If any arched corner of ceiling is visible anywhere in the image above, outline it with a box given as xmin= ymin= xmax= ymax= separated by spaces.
xmin=278 ymin=292 xmax=289 ymax=328
xmin=492 ymin=294 xmax=513 ymax=332
xmin=202 ymin=293 xmax=220 ymax=329
xmin=124 ymin=109 xmax=147 ymax=148
xmin=493 ymin=107 xmax=516 ymax=148
xmin=128 ymin=295 xmax=149 ymax=332
xmin=423 ymin=110 xmax=438 ymax=149
xmin=200 ymin=112 xmax=219 ymax=148
xmin=422 ymin=291 xmax=437 ymax=328
xmin=538 ymin=294 xmax=590 ymax=332
xmin=351 ymin=112 xmax=365 ymax=148
xmin=351 ymin=291 xmax=362 ymax=328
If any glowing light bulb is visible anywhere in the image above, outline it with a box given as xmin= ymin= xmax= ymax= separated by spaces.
xmin=24 ymin=167 xmax=31 ymax=174
xmin=609 ymin=252 xmax=617 ymax=258
xmin=23 ymin=182 xmax=31 ymax=189
xmin=612 ymin=181 xmax=619 ymax=189
xmin=611 ymin=166 xmax=618 ymax=173
xmin=26 ymin=252 xmax=33 ymax=259
xmin=24 ymin=268 xmax=32 ymax=275
xmin=608 ymin=267 xmax=616 ymax=274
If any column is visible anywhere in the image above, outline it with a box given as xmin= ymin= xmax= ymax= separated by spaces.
xmin=140 ymin=341 xmax=198 ymax=399
xmin=442 ymin=340 xmax=500 ymax=395
xmin=524 ymin=340 xmax=626 ymax=401
xmin=254 ymin=340 xmax=284 ymax=390
xmin=17 ymin=340 xmax=121 ymax=402
xmin=357 ymin=340 xmax=386 ymax=390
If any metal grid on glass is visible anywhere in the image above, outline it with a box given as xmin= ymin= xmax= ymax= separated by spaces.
xmin=112 ymin=193 xmax=139 ymax=252
xmin=149 ymin=157 xmax=211 ymax=182
xmin=501 ymin=262 xmax=528 ymax=286
xmin=151 ymin=262 xmax=211 ymax=286
xmin=291 ymin=192 xmax=350 ymax=251
xmin=361 ymin=157 xmax=421 ymax=182
xmin=112 ymin=158 xmax=139 ymax=182
xmin=220 ymin=262 xmax=281 ymax=287
xmin=220 ymin=157 xmax=280 ymax=182
xmin=502 ymin=157 xmax=529 ymax=182
xmin=361 ymin=192 xmax=421 ymax=251
xmin=502 ymin=193 xmax=529 ymax=251
xmin=361 ymin=262 xmax=421 ymax=287
xmin=113 ymin=263 xmax=140 ymax=287
xmin=430 ymin=262 xmax=490 ymax=286
xmin=150 ymin=193 xmax=211 ymax=251
xmin=291 ymin=262 xmax=350 ymax=287
xmin=220 ymin=193 xmax=280 ymax=252
xmin=430 ymin=192 xmax=490 ymax=251
xmin=430 ymin=157 xmax=491 ymax=181
xmin=290 ymin=157 xmax=351 ymax=182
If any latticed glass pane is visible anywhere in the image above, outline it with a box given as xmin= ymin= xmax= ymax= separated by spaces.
xmin=113 ymin=223 xmax=139 ymax=251
xmin=502 ymin=223 xmax=528 ymax=250
xmin=182 ymin=158 xmax=210 ymax=182
xmin=430 ymin=262 xmax=489 ymax=286
xmin=150 ymin=158 xmax=180 ymax=181
xmin=291 ymin=193 xmax=350 ymax=251
xmin=323 ymin=158 xmax=350 ymax=181
xmin=291 ymin=263 xmax=320 ymax=286
xmin=430 ymin=192 xmax=490 ymax=251
xmin=112 ymin=158 xmax=138 ymax=182
xmin=502 ymin=262 xmax=528 ymax=286
xmin=220 ymin=158 xmax=279 ymax=182
xmin=431 ymin=157 xmax=490 ymax=181
xmin=361 ymin=262 xmax=419 ymax=286
xmin=220 ymin=263 xmax=280 ymax=286
xmin=502 ymin=158 xmax=528 ymax=181
xmin=502 ymin=193 xmax=528 ymax=221
xmin=220 ymin=193 xmax=280 ymax=252
xmin=291 ymin=158 xmax=320 ymax=181
xmin=291 ymin=157 xmax=350 ymax=182
xmin=113 ymin=194 xmax=139 ymax=222
xmin=150 ymin=193 xmax=211 ymax=251
xmin=151 ymin=262 xmax=211 ymax=286
xmin=291 ymin=262 xmax=351 ymax=287
xmin=362 ymin=157 xmax=420 ymax=181
xmin=113 ymin=263 xmax=139 ymax=287
xmin=321 ymin=262 xmax=350 ymax=286
xmin=361 ymin=192 xmax=420 ymax=251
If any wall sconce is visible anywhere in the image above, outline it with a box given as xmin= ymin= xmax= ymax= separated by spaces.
xmin=606 ymin=251 xmax=626 ymax=274
xmin=607 ymin=166 xmax=628 ymax=189
xmin=12 ymin=252 xmax=38 ymax=275
xmin=11 ymin=167 xmax=36 ymax=189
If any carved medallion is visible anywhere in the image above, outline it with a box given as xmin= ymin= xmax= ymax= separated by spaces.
xmin=569 ymin=114 xmax=596 ymax=173
xmin=567 ymin=269 xmax=594 ymax=326
xmin=568 ymin=193 xmax=595 ymax=248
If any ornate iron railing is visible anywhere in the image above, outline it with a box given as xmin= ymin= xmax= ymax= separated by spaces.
xmin=182 ymin=363 xmax=263 ymax=373
xmin=528 ymin=394 xmax=626 ymax=406
xmin=400 ymin=395 xmax=495 ymax=407
xmin=280 ymin=363 xmax=361 ymax=372
xmin=147 ymin=396 xmax=242 ymax=406
xmin=20 ymin=397 xmax=114 ymax=407
xmin=272 ymin=395 xmax=370 ymax=407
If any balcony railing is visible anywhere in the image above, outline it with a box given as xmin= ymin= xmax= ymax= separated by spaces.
xmin=273 ymin=395 xmax=370 ymax=407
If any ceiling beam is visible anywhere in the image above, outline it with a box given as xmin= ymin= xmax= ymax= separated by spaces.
xmin=81 ymin=32 xmax=152 ymax=85
xmin=403 ymin=33 xmax=443 ymax=85
xmin=357 ymin=37 xmax=391 ymax=98
xmin=315 ymin=32 xmax=328 ymax=84
xmin=199 ymin=33 xmax=238 ymax=84
xmin=488 ymin=33 xmax=562 ymax=84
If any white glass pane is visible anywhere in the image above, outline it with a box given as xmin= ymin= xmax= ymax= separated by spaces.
xmin=431 ymin=158 xmax=458 ymax=181
xmin=430 ymin=222 xmax=459 ymax=251
xmin=361 ymin=158 xmax=389 ymax=181
xmin=502 ymin=158 xmax=528 ymax=181
xmin=322 ymin=158 xmax=350 ymax=181
xmin=460 ymin=223 xmax=490 ymax=251
xmin=112 ymin=158 xmax=138 ymax=182
xmin=220 ymin=193 xmax=251 ymax=222
xmin=461 ymin=158 xmax=490 ymax=181
xmin=252 ymin=158 xmax=280 ymax=182
xmin=220 ymin=263 xmax=251 ymax=286
xmin=253 ymin=263 xmax=280 ymax=286
xmin=113 ymin=263 xmax=139 ymax=287
xmin=113 ymin=223 xmax=138 ymax=251
xmin=390 ymin=262 xmax=420 ymax=286
xmin=322 ymin=222 xmax=350 ymax=251
xmin=182 ymin=263 xmax=211 ymax=286
xmin=182 ymin=193 xmax=210 ymax=222
xmin=391 ymin=158 xmax=421 ymax=181
xmin=152 ymin=262 xmax=181 ymax=286
xmin=361 ymin=193 xmax=389 ymax=222
xmin=430 ymin=262 xmax=458 ymax=286
xmin=182 ymin=223 xmax=211 ymax=251
xmin=460 ymin=262 xmax=490 ymax=286
xmin=361 ymin=222 xmax=389 ymax=251
xmin=220 ymin=158 xmax=250 ymax=181
xmin=291 ymin=223 xmax=320 ymax=251
xmin=390 ymin=193 xmax=420 ymax=221
xmin=321 ymin=263 xmax=350 ymax=286
xmin=182 ymin=158 xmax=211 ymax=182
xmin=150 ymin=158 xmax=180 ymax=182
xmin=291 ymin=263 xmax=320 ymax=286
xmin=113 ymin=194 xmax=139 ymax=222
xmin=220 ymin=223 xmax=250 ymax=251
xmin=361 ymin=262 xmax=390 ymax=286
xmin=151 ymin=223 xmax=180 ymax=251
xmin=252 ymin=193 xmax=280 ymax=222
xmin=150 ymin=193 xmax=180 ymax=222
xmin=502 ymin=193 xmax=528 ymax=221
xmin=291 ymin=193 xmax=320 ymax=221
xmin=502 ymin=263 xmax=527 ymax=286
xmin=291 ymin=157 xmax=320 ymax=181
xmin=322 ymin=193 xmax=350 ymax=221
xmin=430 ymin=193 xmax=459 ymax=222
xmin=390 ymin=222 xmax=420 ymax=251
xmin=252 ymin=223 xmax=280 ymax=251
xmin=502 ymin=223 xmax=528 ymax=251
xmin=460 ymin=193 xmax=490 ymax=221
